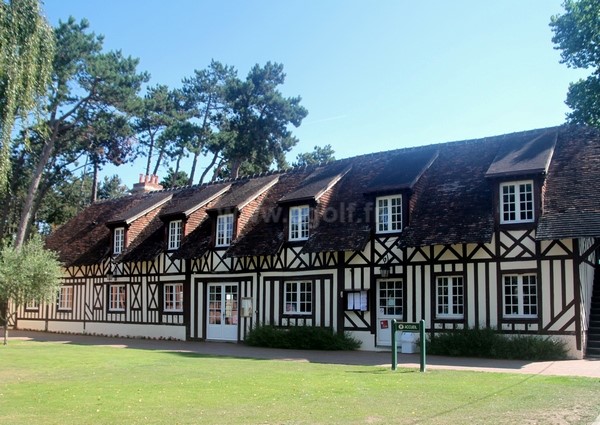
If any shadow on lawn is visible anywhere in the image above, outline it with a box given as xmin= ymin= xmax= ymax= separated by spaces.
xmin=9 ymin=329 xmax=541 ymax=371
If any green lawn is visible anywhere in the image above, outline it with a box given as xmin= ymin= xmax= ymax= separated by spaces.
xmin=1 ymin=340 xmax=599 ymax=425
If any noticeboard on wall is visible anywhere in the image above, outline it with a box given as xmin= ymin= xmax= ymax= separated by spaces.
xmin=344 ymin=290 xmax=368 ymax=311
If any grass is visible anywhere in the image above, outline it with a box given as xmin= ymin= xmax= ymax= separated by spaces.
xmin=0 ymin=340 xmax=599 ymax=424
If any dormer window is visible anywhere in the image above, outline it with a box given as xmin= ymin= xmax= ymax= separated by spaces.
xmin=500 ymin=181 xmax=534 ymax=224
xmin=376 ymin=195 xmax=402 ymax=234
xmin=113 ymin=227 xmax=124 ymax=255
xmin=289 ymin=205 xmax=309 ymax=241
xmin=168 ymin=220 xmax=182 ymax=250
xmin=216 ymin=214 xmax=234 ymax=247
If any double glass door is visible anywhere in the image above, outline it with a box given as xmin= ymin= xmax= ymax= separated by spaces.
xmin=206 ymin=283 xmax=238 ymax=341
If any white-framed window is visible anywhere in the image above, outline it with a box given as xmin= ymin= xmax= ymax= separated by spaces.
xmin=436 ymin=276 xmax=464 ymax=318
xmin=164 ymin=283 xmax=184 ymax=312
xmin=168 ymin=220 xmax=182 ymax=250
xmin=289 ymin=205 xmax=310 ymax=241
xmin=500 ymin=180 xmax=534 ymax=224
xmin=113 ymin=227 xmax=125 ymax=255
xmin=58 ymin=286 xmax=73 ymax=311
xmin=216 ymin=214 xmax=234 ymax=247
xmin=376 ymin=195 xmax=402 ymax=233
xmin=503 ymin=274 xmax=538 ymax=318
xmin=284 ymin=281 xmax=312 ymax=315
xmin=378 ymin=279 xmax=403 ymax=317
xmin=109 ymin=284 xmax=126 ymax=311
xmin=25 ymin=300 xmax=39 ymax=311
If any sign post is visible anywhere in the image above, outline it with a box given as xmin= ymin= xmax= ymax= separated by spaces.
xmin=391 ymin=319 xmax=426 ymax=372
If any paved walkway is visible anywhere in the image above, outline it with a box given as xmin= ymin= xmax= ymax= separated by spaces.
xmin=9 ymin=330 xmax=600 ymax=378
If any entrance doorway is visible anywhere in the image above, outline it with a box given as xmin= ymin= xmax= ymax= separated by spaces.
xmin=376 ymin=279 xmax=403 ymax=346
xmin=206 ymin=283 xmax=238 ymax=341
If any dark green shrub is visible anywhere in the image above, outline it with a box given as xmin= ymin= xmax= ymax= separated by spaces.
xmin=245 ymin=325 xmax=361 ymax=350
xmin=427 ymin=327 xmax=568 ymax=361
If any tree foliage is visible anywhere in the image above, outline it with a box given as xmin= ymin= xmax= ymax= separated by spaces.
xmin=0 ymin=235 xmax=62 ymax=344
xmin=551 ymin=0 xmax=600 ymax=126
xmin=0 ymin=0 xmax=54 ymax=189
xmin=11 ymin=17 xmax=147 ymax=248
xmin=293 ymin=144 xmax=335 ymax=167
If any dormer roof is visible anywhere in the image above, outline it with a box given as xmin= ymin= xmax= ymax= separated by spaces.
xmin=485 ymin=130 xmax=557 ymax=178
xmin=208 ymin=174 xmax=280 ymax=213
xmin=365 ymin=146 xmax=438 ymax=194
xmin=278 ymin=162 xmax=351 ymax=204
xmin=160 ymin=182 xmax=231 ymax=219
xmin=106 ymin=192 xmax=172 ymax=226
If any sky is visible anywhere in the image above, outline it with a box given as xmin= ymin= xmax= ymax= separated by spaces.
xmin=42 ymin=0 xmax=586 ymax=187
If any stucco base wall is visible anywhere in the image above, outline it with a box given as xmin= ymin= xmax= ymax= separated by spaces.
xmin=84 ymin=322 xmax=186 ymax=340
xmin=16 ymin=319 xmax=46 ymax=331
xmin=557 ymin=335 xmax=582 ymax=359
xmin=349 ymin=331 xmax=380 ymax=352
xmin=48 ymin=321 xmax=85 ymax=334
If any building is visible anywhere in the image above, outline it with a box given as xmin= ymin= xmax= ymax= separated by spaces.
xmin=14 ymin=125 xmax=600 ymax=358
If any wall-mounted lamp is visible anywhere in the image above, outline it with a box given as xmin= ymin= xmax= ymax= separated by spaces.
xmin=380 ymin=256 xmax=391 ymax=278
xmin=106 ymin=270 xmax=114 ymax=281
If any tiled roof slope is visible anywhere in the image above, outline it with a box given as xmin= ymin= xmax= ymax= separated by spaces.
xmin=225 ymin=170 xmax=314 ymax=258
xmin=45 ymin=192 xmax=162 ymax=266
xmin=120 ymin=182 xmax=232 ymax=262
xmin=536 ymin=126 xmax=600 ymax=240
xmin=45 ymin=125 xmax=600 ymax=265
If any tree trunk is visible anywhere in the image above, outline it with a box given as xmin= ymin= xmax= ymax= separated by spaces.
xmin=188 ymin=149 xmax=200 ymax=186
xmin=230 ymin=158 xmax=242 ymax=179
xmin=90 ymin=161 xmax=98 ymax=203
xmin=2 ymin=301 xmax=8 ymax=345
xmin=145 ymin=135 xmax=155 ymax=176
xmin=199 ymin=151 xmax=219 ymax=185
xmin=152 ymin=146 xmax=165 ymax=177
xmin=14 ymin=137 xmax=55 ymax=249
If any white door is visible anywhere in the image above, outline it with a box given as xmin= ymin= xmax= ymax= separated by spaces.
xmin=376 ymin=279 xmax=403 ymax=346
xmin=206 ymin=283 xmax=238 ymax=341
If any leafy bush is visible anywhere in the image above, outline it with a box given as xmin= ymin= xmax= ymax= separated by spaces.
xmin=427 ymin=327 xmax=568 ymax=360
xmin=245 ymin=325 xmax=361 ymax=350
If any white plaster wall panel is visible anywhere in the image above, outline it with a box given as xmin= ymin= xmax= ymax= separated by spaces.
xmin=85 ymin=322 xmax=186 ymax=340
xmin=48 ymin=321 xmax=84 ymax=333
xmin=17 ymin=320 xmax=45 ymax=331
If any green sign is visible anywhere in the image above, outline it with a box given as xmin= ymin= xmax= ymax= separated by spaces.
xmin=391 ymin=319 xmax=426 ymax=373
xmin=394 ymin=322 xmax=419 ymax=332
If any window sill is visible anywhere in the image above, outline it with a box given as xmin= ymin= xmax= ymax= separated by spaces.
xmin=164 ymin=309 xmax=183 ymax=314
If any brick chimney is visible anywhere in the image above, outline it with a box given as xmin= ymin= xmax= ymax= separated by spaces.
xmin=131 ymin=174 xmax=163 ymax=193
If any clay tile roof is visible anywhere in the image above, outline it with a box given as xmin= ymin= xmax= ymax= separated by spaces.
xmin=209 ymin=174 xmax=280 ymax=212
xmin=46 ymin=125 xmax=600 ymax=264
xmin=225 ymin=170 xmax=311 ymax=258
xmin=365 ymin=146 xmax=438 ymax=193
xmin=161 ymin=182 xmax=231 ymax=218
xmin=107 ymin=191 xmax=172 ymax=225
xmin=485 ymin=130 xmax=557 ymax=178
xmin=45 ymin=195 xmax=142 ymax=266
xmin=278 ymin=161 xmax=351 ymax=203
xmin=536 ymin=126 xmax=600 ymax=240
xmin=400 ymin=128 xmax=560 ymax=247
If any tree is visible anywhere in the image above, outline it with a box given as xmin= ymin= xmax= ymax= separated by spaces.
xmin=0 ymin=235 xmax=62 ymax=344
xmin=293 ymin=144 xmax=335 ymax=167
xmin=551 ymin=0 xmax=600 ymax=126
xmin=13 ymin=17 xmax=148 ymax=248
xmin=160 ymin=168 xmax=189 ymax=189
xmin=0 ymin=0 xmax=54 ymax=189
xmin=180 ymin=60 xmax=236 ymax=184
xmin=97 ymin=175 xmax=128 ymax=200
xmin=134 ymin=84 xmax=181 ymax=177
xmin=222 ymin=62 xmax=308 ymax=178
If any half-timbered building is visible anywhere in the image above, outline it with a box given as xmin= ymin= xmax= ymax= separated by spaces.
xmin=14 ymin=125 xmax=600 ymax=358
